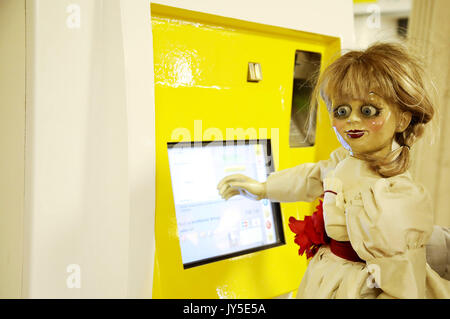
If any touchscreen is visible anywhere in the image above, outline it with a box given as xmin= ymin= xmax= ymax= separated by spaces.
xmin=167 ymin=140 xmax=284 ymax=268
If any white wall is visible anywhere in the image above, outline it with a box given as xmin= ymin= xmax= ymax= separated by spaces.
xmin=353 ymin=0 xmax=411 ymax=49
xmin=23 ymin=0 xmax=155 ymax=298
xmin=353 ymin=0 xmax=411 ymax=15
xmin=151 ymin=0 xmax=355 ymax=50
xmin=120 ymin=1 xmax=156 ymax=299
xmin=354 ymin=14 xmax=405 ymax=49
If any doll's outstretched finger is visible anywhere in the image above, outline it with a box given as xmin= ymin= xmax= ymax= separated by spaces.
xmin=218 ymin=183 xmax=229 ymax=196
xmin=223 ymin=189 xmax=240 ymax=200
xmin=217 ymin=174 xmax=251 ymax=190
xmin=221 ymin=187 xmax=240 ymax=200
xmin=217 ymin=174 xmax=241 ymax=186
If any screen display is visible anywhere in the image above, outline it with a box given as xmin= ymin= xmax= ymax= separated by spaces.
xmin=167 ymin=140 xmax=285 ymax=268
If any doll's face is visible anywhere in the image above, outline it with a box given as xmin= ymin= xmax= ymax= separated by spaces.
xmin=330 ymin=92 xmax=405 ymax=158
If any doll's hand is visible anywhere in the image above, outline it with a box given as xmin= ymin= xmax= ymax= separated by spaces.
xmin=217 ymin=174 xmax=267 ymax=201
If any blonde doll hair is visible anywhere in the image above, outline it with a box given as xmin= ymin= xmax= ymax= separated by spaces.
xmin=310 ymin=42 xmax=436 ymax=177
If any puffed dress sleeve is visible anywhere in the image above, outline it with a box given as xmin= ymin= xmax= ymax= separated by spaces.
xmin=347 ymin=175 xmax=434 ymax=299
xmin=265 ymin=147 xmax=348 ymax=203
xmin=426 ymin=226 xmax=450 ymax=280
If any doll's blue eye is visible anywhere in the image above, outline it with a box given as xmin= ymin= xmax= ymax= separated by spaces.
xmin=334 ymin=105 xmax=351 ymax=118
xmin=361 ymin=105 xmax=380 ymax=117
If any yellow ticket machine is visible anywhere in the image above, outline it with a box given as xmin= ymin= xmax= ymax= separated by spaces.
xmin=151 ymin=4 xmax=341 ymax=298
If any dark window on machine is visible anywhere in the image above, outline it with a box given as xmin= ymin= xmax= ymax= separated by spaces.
xmin=289 ymin=50 xmax=321 ymax=148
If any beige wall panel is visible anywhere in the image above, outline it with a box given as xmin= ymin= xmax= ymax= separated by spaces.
xmin=0 ymin=0 xmax=26 ymax=298
xmin=409 ymin=0 xmax=450 ymax=227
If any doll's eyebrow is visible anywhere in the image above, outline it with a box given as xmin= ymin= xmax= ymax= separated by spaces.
xmin=332 ymin=101 xmax=351 ymax=107
xmin=360 ymin=100 xmax=381 ymax=107
xmin=332 ymin=104 xmax=351 ymax=111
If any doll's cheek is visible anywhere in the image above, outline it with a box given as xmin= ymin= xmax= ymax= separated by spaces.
xmin=366 ymin=118 xmax=385 ymax=132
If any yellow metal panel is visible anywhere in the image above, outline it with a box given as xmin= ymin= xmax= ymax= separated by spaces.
xmin=152 ymin=4 xmax=341 ymax=298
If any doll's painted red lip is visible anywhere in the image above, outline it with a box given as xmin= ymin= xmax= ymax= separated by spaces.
xmin=346 ymin=130 xmax=365 ymax=138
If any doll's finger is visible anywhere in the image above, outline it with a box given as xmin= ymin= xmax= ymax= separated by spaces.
xmin=224 ymin=190 xmax=240 ymax=200
xmin=222 ymin=188 xmax=240 ymax=200
xmin=228 ymin=174 xmax=248 ymax=181
xmin=217 ymin=179 xmax=226 ymax=190
xmin=217 ymin=174 xmax=243 ymax=188
xmin=217 ymin=176 xmax=233 ymax=190
xmin=218 ymin=183 xmax=232 ymax=196
xmin=221 ymin=187 xmax=238 ymax=198
xmin=229 ymin=182 xmax=248 ymax=190
xmin=218 ymin=178 xmax=245 ymax=194
xmin=217 ymin=174 xmax=249 ymax=189
xmin=219 ymin=185 xmax=231 ymax=198
xmin=222 ymin=182 xmax=251 ymax=197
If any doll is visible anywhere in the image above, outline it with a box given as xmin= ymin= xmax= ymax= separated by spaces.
xmin=217 ymin=42 xmax=450 ymax=298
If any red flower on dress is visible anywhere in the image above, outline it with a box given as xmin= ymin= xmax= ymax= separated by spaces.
xmin=288 ymin=199 xmax=330 ymax=259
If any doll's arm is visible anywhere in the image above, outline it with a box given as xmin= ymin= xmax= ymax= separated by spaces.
xmin=265 ymin=147 xmax=347 ymax=203
xmin=217 ymin=147 xmax=348 ymax=203
xmin=217 ymin=163 xmax=325 ymax=202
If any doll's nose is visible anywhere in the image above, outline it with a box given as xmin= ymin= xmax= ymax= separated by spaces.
xmin=347 ymin=111 xmax=361 ymax=123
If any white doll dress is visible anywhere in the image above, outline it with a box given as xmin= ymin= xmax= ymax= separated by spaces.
xmin=266 ymin=147 xmax=450 ymax=298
